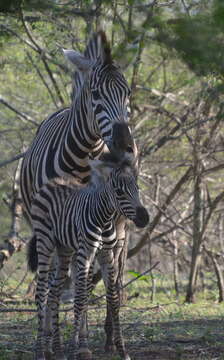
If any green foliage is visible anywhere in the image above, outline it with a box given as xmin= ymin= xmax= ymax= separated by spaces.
xmin=156 ymin=1 xmax=224 ymax=77
xmin=128 ymin=270 xmax=150 ymax=282
xmin=0 ymin=0 xmax=21 ymax=13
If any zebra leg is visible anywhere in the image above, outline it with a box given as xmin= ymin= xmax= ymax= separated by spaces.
xmin=98 ymin=249 xmax=115 ymax=353
xmin=35 ymin=246 xmax=53 ymax=360
xmin=68 ymin=251 xmax=96 ymax=360
xmin=102 ymin=217 xmax=127 ymax=352
xmin=47 ymin=249 xmax=72 ymax=360
xmin=100 ymin=249 xmax=130 ymax=360
xmin=43 ymin=254 xmax=57 ymax=358
xmin=70 ymin=256 xmax=92 ymax=360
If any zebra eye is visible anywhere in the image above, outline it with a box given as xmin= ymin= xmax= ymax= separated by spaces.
xmin=116 ymin=188 xmax=124 ymax=196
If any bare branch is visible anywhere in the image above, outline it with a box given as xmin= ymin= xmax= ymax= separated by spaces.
xmin=26 ymin=51 xmax=59 ymax=108
xmin=128 ymin=166 xmax=193 ymax=258
xmin=0 ymin=152 xmax=25 ymax=169
xmin=0 ymin=97 xmax=39 ymax=126
xmin=19 ymin=9 xmax=65 ymax=106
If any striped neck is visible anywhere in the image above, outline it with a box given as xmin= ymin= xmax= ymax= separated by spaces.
xmin=58 ymin=83 xmax=101 ymax=181
xmin=88 ymin=182 xmax=116 ymax=228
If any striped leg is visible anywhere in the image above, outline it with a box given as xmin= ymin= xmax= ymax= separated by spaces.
xmin=35 ymin=243 xmax=54 ymax=360
xmin=102 ymin=217 xmax=127 ymax=353
xmin=47 ymin=249 xmax=72 ymax=360
xmin=68 ymin=249 xmax=96 ymax=360
xmin=104 ymin=236 xmax=126 ymax=352
xmin=77 ymin=262 xmax=94 ymax=360
xmin=98 ymin=249 xmax=130 ymax=360
xmin=43 ymin=255 xmax=57 ymax=357
xmin=69 ymin=256 xmax=93 ymax=360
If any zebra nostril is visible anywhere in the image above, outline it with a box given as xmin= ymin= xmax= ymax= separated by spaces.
xmin=134 ymin=207 xmax=149 ymax=228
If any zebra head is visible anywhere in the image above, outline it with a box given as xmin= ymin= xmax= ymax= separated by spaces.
xmin=111 ymin=161 xmax=149 ymax=228
xmin=91 ymin=154 xmax=149 ymax=228
xmin=63 ymin=31 xmax=135 ymax=160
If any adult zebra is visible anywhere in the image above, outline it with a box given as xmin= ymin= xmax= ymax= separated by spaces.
xmin=20 ymin=31 xmax=137 ymax=354
xmin=28 ymin=156 xmax=149 ymax=360
xmin=20 ymin=31 xmax=136 ymax=217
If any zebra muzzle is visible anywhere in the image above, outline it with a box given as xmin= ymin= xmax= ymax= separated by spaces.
xmin=133 ymin=206 xmax=149 ymax=228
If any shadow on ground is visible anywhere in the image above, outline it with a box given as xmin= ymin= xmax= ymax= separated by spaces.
xmin=1 ymin=315 xmax=224 ymax=360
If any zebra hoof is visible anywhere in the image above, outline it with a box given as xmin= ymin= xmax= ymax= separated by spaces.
xmin=77 ymin=348 xmax=92 ymax=360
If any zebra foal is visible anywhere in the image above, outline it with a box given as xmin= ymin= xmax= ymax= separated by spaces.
xmin=27 ymin=156 xmax=149 ymax=360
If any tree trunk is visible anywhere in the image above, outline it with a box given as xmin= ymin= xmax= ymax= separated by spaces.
xmin=211 ymin=255 xmax=224 ymax=302
xmin=185 ymin=248 xmax=202 ymax=303
xmin=185 ymin=119 xmax=203 ymax=303
xmin=205 ymin=248 xmax=224 ymax=303
xmin=172 ymin=237 xmax=179 ymax=298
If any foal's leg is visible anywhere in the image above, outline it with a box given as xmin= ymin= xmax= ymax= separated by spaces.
xmin=68 ymin=248 xmax=97 ymax=360
xmin=77 ymin=262 xmax=94 ymax=360
xmin=35 ymin=242 xmax=54 ymax=360
xmin=70 ymin=256 xmax=93 ymax=360
xmin=43 ymin=253 xmax=57 ymax=358
xmin=101 ymin=217 xmax=127 ymax=352
xmin=99 ymin=249 xmax=130 ymax=360
xmin=47 ymin=248 xmax=72 ymax=360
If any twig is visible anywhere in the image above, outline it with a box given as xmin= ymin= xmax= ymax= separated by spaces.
xmin=0 ymin=263 xmax=160 ymax=313
xmin=19 ymin=8 xmax=65 ymax=106
xmin=0 ymin=152 xmax=26 ymax=169
xmin=89 ymin=262 xmax=160 ymax=305
xmin=122 ymin=261 xmax=160 ymax=290
xmin=0 ymin=97 xmax=39 ymax=126
xmin=26 ymin=51 xmax=59 ymax=108
xmin=8 ymin=270 xmax=28 ymax=297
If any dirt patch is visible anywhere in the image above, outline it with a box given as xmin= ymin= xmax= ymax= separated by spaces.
xmin=1 ymin=314 xmax=224 ymax=360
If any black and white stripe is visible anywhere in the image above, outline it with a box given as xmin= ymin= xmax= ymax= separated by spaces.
xmin=20 ymin=31 xmax=134 ymax=224
xmin=20 ymin=31 xmax=137 ymax=357
xmin=28 ymin=159 xmax=149 ymax=360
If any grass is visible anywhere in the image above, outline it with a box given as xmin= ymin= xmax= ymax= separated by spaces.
xmin=1 ymin=272 xmax=224 ymax=359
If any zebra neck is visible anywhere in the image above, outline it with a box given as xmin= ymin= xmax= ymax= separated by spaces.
xmin=89 ymin=184 xmax=116 ymax=228
xmin=58 ymin=85 xmax=100 ymax=178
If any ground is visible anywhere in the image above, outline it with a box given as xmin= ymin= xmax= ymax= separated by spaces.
xmin=1 ymin=278 xmax=224 ymax=360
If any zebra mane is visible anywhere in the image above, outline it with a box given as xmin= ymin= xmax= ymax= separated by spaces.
xmin=49 ymin=175 xmax=84 ymax=189
xmin=100 ymin=152 xmax=132 ymax=166
xmin=99 ymin=152 xmax=137 ymax=178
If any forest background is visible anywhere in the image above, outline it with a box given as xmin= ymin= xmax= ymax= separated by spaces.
xmin=1 ymin=0 xmax=224 ymax=338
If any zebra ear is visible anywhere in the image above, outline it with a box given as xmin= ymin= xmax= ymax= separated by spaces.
xmin=62 ymin=49 xmax=93 ymax=72
xmin=119 ymin=155 xmax=138 ymax=178
xmin=100 ymin=35 xmax=112 ymax=65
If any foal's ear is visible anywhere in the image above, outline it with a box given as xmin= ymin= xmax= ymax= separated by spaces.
xmin=62 ymin=49 xmax=93 ymax=72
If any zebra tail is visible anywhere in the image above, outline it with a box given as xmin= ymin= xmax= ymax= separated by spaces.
xmin=27 ymin=235 xmax=38 ymax=272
